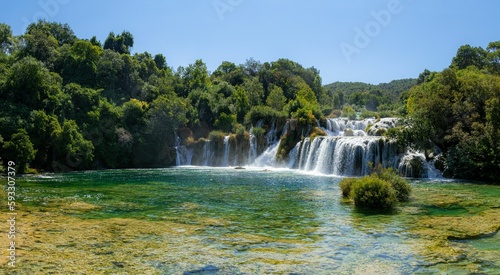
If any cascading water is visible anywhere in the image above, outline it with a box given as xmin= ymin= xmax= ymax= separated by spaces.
xmin=248 ymin=133 xmax=258 ymax=164
xmin=175 ymin=117 xmax=441 ymax=178
xmin=289 ymin=136 xmax=400 ymax=176
xmin=175 ymin=132 xmax=193 ymax=166
xmin=176 ymin=146 xmax=193 ymax=166
xmin=253 ymin=142 xmax=280 ymax=167
xmin=222 ymin=135 xmax=231 ymax=167
xmin=200 ymin=140 xmax=215 ymax=166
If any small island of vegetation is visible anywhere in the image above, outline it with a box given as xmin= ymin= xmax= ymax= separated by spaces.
xmin=340 ymin=164 xmax=412 ymax=210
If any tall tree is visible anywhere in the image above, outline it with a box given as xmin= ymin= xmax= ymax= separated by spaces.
xmin=26 ymin=20 xmax=76 ymax=46
xmin=0 ymin=23 xmax=13 ymax=54
xmin=451 ymin=44 xmax=487 ymax=70
xmin=53 ymin=120 xmax=94 ymax=171
xmin=61 ymin=40 xmax=102 ymax=86
xmin=3 ymin=129 xmax=36 ymax=173
xmin=486 ymin=41 xmax=500 ymax=75
xmin=4 ymin=56 xmax=63 ymax=111
xmin=266 ymin=85 xmax=287 ymax=111
xmin=103 ymin=31 xmax=134 ymax=55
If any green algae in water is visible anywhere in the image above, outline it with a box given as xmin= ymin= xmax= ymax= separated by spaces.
xmin=8 ymin=168 xmax=500 ymax=274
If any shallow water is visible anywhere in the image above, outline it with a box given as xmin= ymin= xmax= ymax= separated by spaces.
xmin=1 ymin=167 xmax=499 ymax=274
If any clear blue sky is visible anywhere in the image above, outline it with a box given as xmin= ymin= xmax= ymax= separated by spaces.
xmin=2 ymin=0 xmax=500 ymax=84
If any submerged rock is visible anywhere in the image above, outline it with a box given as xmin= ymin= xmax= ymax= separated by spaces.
xmin=183 ymin=265 xmax=220 ymax=275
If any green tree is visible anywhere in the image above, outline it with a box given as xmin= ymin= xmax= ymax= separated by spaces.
xmin=212 ymin=61 xmax=244 ymax=86
xmin=214 ymin=112 xmax=237 ymax=133
xmin=417 ymin=69 xmax=432 ymax=84
xmin=241 ymin=77 xmax=264 ymax=107
xmin=188 ymin=88 xmax=216 ymax=126
xmin=137 ymin=95 xmax=188 ymax=166
xmin=61 ymin=83 xmax=100 ymax=125
xmin=85 ymin=99 xmax=130 ymax=169
xmin=3 ymin=129 xmax=36 ymax=173
xmin=122 ymin=98 xmax=148 ymax=133
xmin=103 ymin=31 xmax=134 ymax=54
xmin=243 ymin=58 xmax=262 ymax=77
xmin=332 ymin=93 xmax=341 ymax=109
xmin=0 ymin=23 xmax=13 ymax=54
xmin=28 ymin=110 xmax=61 ymax=170
xmin=5 ymin=56 xmax=63 ymax=111
xmin=486 ymin=41 xmax=500 ymax=75
xmin=266 ymin=85 xmax=286 ymax=111
xmin=233 ymin=86 xmax=250 ymax=122
xmin=61 ymin=40 xmax=102 ymax=86
xmin=21 ymin=26 xmax=59 ymax=68
xmin=154 ymin=53 xmax=167 ymax=70
xmin=26 ymin=20 xmax=76 ymax=46
xmin=96 ymin=49 xmax=125 ymax=102
xmin=181 ymin=59 xmax=210 ymax=95
xmin=53 ymin=120 xmax=94 ymax=171
xmin=451 ymin=44 xmax=487 ymax=70
xmin=89 ymin=36 xmax=101 ymax=47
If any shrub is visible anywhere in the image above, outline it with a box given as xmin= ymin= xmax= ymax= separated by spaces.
xmin=389 ymin=176 xmax=412 ymax=202
xmin=233 ymin=123 xmax=246 ymax=135
xmin=372 ymin=165 xmax=412 ymax=202
xmin=351 ymin=176 xmax=397 ymax=209
xmin=341 ymin=105 xmax=357 ymax=120
xmin=250 ymin=126 xmax=265 ymax=137
xmin=214 ymin=112 xmax=236 ymax=133
xmin=339 ymin=165 xmax=412 ymax=210
xmin=339 ymin=178 xmax=358 ymax=198
xmin=208 ymin=130 xmax=226 ymax=142
xmin=244 ymin=105 xmax=285 ymax=126
xmin=328 ymin=109 xmax=342 ymax=118
xmin=310 ymin=127 xmax=326 ymax=140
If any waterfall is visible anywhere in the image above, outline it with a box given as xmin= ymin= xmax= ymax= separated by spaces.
xmin=293 ymin=136 xmax=399 ymax=176
xmin=201 ymin=140 xmax=214 ymax=166
xmin=266 ymin=120 xmax=278 ymax=145
xmin=324 ymin=118 xmax=377 ymax=136
xmin=222 ymin=135 xmax=231 ymax=166
xmin=176 ymin=146 xmax=193 ymax=166
xmin=174 ymin=132 xmax=193 ymax=166
xmin=253 ymin=142 xmax=280 ymax=167
xmin=248 ymin=134 xmax=257 ymax=164
xmin=174 ymin=117 xmax=442 ymax=178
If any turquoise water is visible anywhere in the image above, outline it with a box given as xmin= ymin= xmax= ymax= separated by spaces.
xmin=14 ymin=167 xmax=500 ymax=274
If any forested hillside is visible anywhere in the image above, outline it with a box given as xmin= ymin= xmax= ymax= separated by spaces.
xmin=1 ymin=21 xmax=499 ymax=182
xmin=323 ymin=79 xmax=417 ymax=117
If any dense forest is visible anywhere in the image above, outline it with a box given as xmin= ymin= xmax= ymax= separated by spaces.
xmin=0 ymin=21 xmax=499 ymax=182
